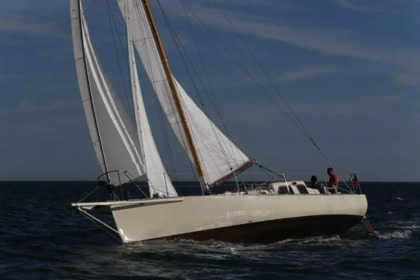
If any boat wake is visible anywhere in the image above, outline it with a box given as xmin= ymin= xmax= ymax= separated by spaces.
xmin=275 ymin=235 xmax=343 ymax=245
xmin=376 ymin=223 xmax=419 ymax=240
xmin=378 ymin=229 xmax=413 ymax=240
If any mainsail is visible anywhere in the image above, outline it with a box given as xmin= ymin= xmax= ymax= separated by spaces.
xmin=71 ymin=0 xmax=145 ymax=186
xmin=118 ymin=0 xmax=251 ymax=186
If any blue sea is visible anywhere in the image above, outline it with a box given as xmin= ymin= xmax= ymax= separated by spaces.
xmin=0 ymin=182 xmax=419 ymax=279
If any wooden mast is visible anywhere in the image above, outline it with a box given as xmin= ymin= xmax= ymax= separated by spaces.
xmin=140 ymin=0 xmax=207 ymax=192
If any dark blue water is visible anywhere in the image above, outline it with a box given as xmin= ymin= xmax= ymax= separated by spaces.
xmin=0 ymin=182 xmax=419 ymax=279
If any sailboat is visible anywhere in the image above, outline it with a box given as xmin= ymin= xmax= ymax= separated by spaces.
xmin=70 ymin=0 xmax=368 ymax=243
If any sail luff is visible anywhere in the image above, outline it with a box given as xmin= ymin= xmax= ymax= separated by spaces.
xmin=140 ymin=0 xmax=207 ymax=192
xmin=70 ymin=0 xmax=110 ymax=181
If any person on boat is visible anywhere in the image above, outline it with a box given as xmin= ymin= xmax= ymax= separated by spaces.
xmin=308 ymin=175 xmax=326 ymax=194
xmin=327 ymin=168 xmax=339 ymax=194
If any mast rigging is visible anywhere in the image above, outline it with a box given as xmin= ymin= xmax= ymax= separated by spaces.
xmin=141 ymin=0 xmax=208 ymax=191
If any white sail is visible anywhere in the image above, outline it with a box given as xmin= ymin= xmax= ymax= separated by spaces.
xmin=118 ymin=0 xmax=250 ymax=186
xmin=127 ymin=23 xmax=177 ymax=197
xmin=71 ymin=0 xmax=145 ymax=186
xmin=174 ymin=80 xmax=252 ymax=185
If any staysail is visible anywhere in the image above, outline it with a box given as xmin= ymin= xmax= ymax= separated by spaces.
xmin=127 ymin=20 xmax=177 ymax=197
xmin=118 ymin=0 xmax=251 ymax=186
xmin=71 ymin=0 xmax=145 ymax=186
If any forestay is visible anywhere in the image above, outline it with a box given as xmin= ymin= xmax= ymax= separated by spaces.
xmin=118 ymin=0 xmax=250 ymax=186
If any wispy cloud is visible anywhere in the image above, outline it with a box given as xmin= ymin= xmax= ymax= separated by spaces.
xmin=273 ymin=66 xmax=338 ymax=84
xmin=335 ymin=0 xmax=420 ymax=14
xmin=187 ymin=3 xmax=420 ymax=87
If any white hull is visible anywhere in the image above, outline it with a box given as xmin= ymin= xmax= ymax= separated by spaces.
xmin=74 ymin=193 xmax=368 ymax=243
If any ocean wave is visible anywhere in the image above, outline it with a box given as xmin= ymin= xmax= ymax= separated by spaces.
xmin=378 ymin=230 xmax=413 ymax=240
xmin=393 ymin=224 xmax=420 ymax=230
xmin=275 ymin=235 xmax=343 ymax=245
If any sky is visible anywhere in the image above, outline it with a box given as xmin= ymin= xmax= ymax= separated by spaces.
xmin=0 ymin=0 xmax=420 ymax=182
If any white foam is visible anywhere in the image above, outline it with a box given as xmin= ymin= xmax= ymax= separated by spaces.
xmin=394 ymin=224 xmax=420 ymax=230
xmin=379 ymin=230 xmax=412 ymax=240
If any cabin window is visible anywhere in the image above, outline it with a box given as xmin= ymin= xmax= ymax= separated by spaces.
xmin=278 ymin=186 xmax=289 ymax=194
xmin=296 ymin=185 xmax=309 ymax=194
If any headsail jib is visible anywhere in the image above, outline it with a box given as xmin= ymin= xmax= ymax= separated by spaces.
xmin=127 ymin=17 xmax=177 ymax=197
xmin=71 ymin=0 xmax=145 ymax=186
